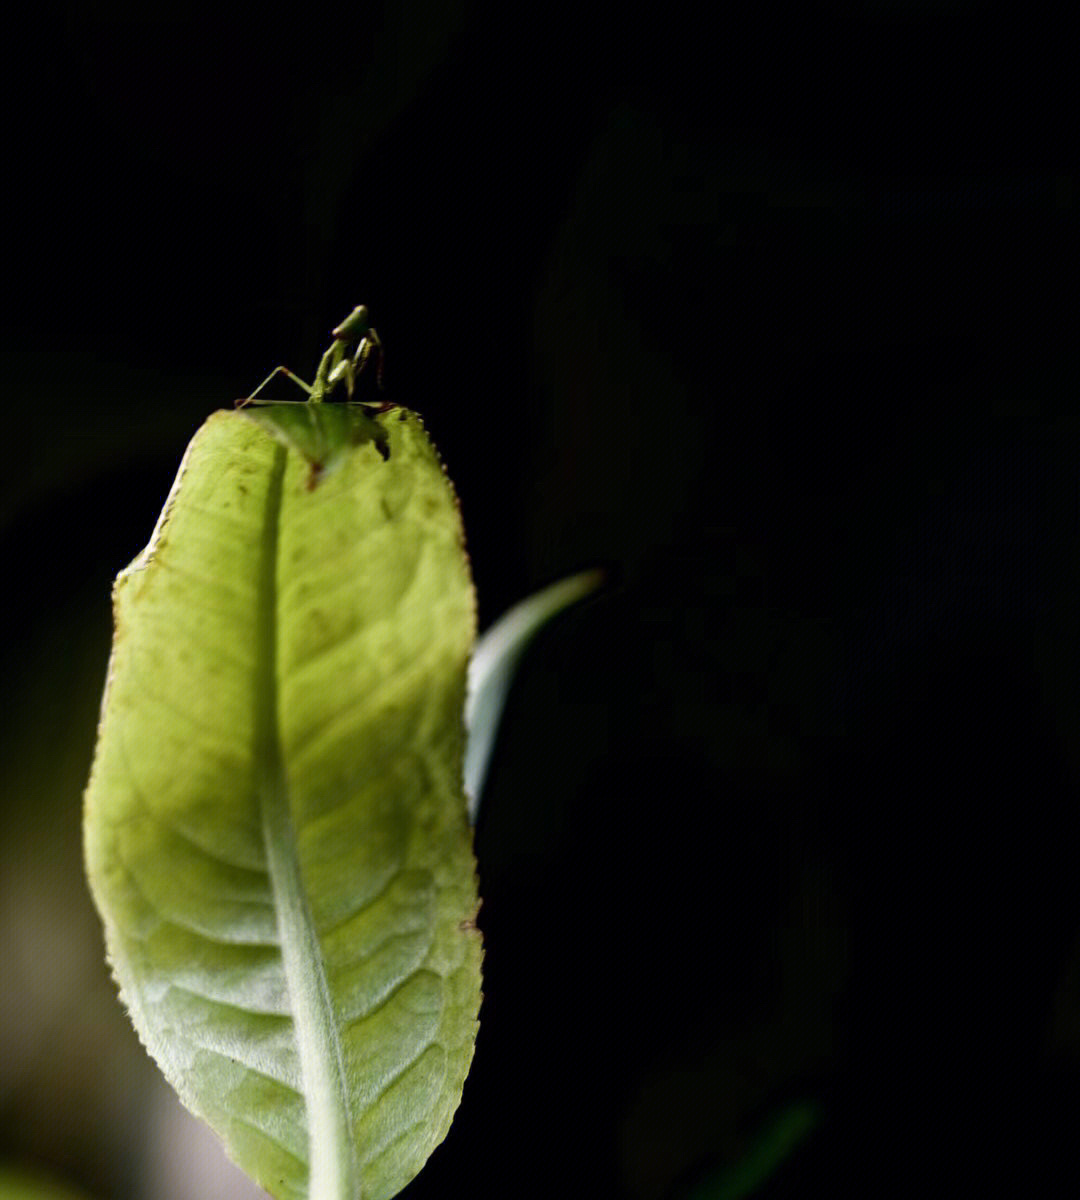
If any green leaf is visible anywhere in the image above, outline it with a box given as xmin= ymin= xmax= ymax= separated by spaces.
xmin=682 ymin=1101 xmax=821 ymax=1200
xmin=84 ymin=408 xmax=482 ymax=1200
xmin=464 ymin=569 xmax=603 ymax=820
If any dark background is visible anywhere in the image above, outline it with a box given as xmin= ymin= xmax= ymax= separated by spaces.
xmin=1 ymin=2 xmax=1078 ymax=1197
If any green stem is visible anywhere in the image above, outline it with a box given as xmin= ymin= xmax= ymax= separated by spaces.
xmin=255 ymin=445 xmax=361 ymax=1198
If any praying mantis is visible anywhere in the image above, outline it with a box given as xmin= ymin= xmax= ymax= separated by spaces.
xmin=237 ymin=305 xmax=388 ymax=408
xmin=234 ymin=305 xmax=396 ymax=487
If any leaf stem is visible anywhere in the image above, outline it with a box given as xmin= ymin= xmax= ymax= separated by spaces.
xmin=255 ymin=445 xmax=361 ymax=1199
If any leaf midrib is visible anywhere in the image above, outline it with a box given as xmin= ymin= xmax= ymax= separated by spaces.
xmin=255 ymin=444 xmax=361 ymax=1200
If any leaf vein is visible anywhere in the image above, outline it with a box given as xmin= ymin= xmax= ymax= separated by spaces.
xmin=166 ymin=981 xmax=290 ymax=1021
xmin=227 ymin=1113 xmax=309 ymax=1167
xmin=153 ymin=556 xmax=255 ymax=602
xmin=316 ymin=869 xmax=403 ymax=941
xmin=183 ymin=1035 xmax=302 ymax=1096
xmin=113 ymin=843 xmax=277 ymax=946
xmin=362 ymin=1036 xmax=442 ymax=1114
xmin=340 ymin=967 xmax=441 ymax=1032
xmin=288 ymin=643 xmax=442 ymax=772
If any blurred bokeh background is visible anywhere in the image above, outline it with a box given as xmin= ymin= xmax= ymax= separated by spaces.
xmin=1 ymin=2 xmax=1078 ymax=1197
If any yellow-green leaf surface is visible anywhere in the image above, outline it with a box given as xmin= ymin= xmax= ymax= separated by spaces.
xmin=84 ymin=408 xmax=482 ymax=1200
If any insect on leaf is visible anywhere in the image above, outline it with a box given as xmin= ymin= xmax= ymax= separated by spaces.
xmin=84 ymin=406 xmax=482 ymax=1200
